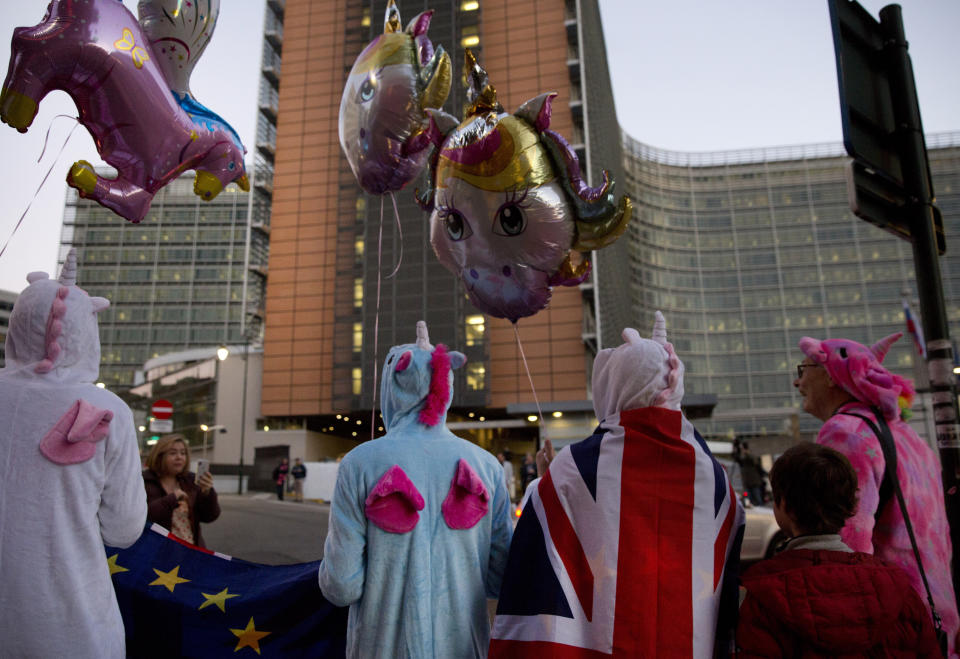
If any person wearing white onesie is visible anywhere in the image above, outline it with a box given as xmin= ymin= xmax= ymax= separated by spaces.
xmin=0 ymin=249 xmax=147 ymax=657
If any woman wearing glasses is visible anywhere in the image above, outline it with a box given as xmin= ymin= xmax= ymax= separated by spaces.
xmin=142 ymin=434 xmax=221 ymax=548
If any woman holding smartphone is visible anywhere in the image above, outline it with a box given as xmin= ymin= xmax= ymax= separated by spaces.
xmin=142 ymin=434 xmax=220 ymax=548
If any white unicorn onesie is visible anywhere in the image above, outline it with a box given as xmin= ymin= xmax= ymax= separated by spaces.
xmin=0 ymin=249 xmax=147 ymax=658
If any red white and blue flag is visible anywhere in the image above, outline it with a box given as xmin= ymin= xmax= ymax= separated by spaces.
xmin=489 ymin=407 xmax=744 ymax=658
xmin=902 ymin=298 xmax=927 ymax=359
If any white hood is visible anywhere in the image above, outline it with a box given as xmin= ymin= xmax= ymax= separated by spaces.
xmin=3 ymin=249 xmax=109 ymax=383
xmin=591 ymin=311 xmax=685 ymax=427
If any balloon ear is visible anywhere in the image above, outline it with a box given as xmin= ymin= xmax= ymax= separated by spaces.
xmin=448 ymin=351 xmax=467 ymax=370
xmin=405 ymin=9 xmax=433 ymax=37
xmin=26 ymin=271 xmax=49 ymax=284
xmin=515 ymin=92 xmax=556 ymax=133
xmin=419 ymin=46 xmax=451 ymax=111
xmin=90 ymin=297 xmax=110 ymax=313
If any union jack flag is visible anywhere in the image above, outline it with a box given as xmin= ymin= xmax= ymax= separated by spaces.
xmin=902 ymin=298 xmax=927 ymax=359
xmin=490 ymin=407 xmax=744 ymax=658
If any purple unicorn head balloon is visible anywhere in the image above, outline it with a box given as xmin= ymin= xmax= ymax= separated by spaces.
xmin=339 ymin=0 xmax=451 ymax=195
xmin=422 ymin=51 xmax=632 ymax=322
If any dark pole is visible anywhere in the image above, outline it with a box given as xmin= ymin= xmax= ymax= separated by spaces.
xmin=880 ymin=4 xmax=960 ymax=606
xmin=237 ymin=339 xmax=249 ymax=495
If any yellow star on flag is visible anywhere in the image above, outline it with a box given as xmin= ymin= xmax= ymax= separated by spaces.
xmin=230 ymin=617 xmax=271 ymax=654
xmin=149 ymin=565 xmax=190 ymax=593
xmin=199 ymin=587 xmax=240 ymax=612
xmin=106 ymin=554 xmax=129 ymax=576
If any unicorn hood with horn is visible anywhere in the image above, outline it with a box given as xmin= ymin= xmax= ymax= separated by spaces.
xmin=320 ymin=321 xmax=512 ymax=659
xmin=798 ymin=333 xmax=914 ymax=421
xmin=0 ymin=248 xmax=147 ymax=657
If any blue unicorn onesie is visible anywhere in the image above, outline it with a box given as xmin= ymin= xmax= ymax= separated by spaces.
xmin=319 ymin=321 xmax=513 ymax=658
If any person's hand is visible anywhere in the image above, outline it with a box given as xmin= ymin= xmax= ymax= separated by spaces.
xmin=197 ymin=471 xmax=214 ymax=494
xmin=536 ymin=438 xmax=555 ymax=477
xmin=173 ymin=488 xmax=188 ymax=510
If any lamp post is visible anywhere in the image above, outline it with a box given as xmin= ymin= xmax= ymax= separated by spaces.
xmin=199 ymin=424 xmax=225 ymax=460
xmin=237 ymin=336 xmax=250 ymax=495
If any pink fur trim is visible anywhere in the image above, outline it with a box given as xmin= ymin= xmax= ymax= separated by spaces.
xmin=442 ymin=459 xmax=489 ymax=529
xmin=652 ymin=342 xmax=681 ymax=407
xmin=419 ymin=344 xmax=451 ymax=426
xmin=39 ymin=399 xmax=113 ymax=465
xmin=35 ymin=286 xmax=69 ymax=374
xmin=364 ymin=465 xmax=425 ymax=534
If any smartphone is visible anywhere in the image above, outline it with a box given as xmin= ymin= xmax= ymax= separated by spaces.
xmin=196 ymin=459 xmax=210 ymax=480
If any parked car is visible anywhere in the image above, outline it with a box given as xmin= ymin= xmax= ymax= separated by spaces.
xmin=717 ymin=457 xmax=784 ymax=563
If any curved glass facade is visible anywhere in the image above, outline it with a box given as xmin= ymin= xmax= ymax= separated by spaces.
xmin=623 ymin=132 xmax=960 ymax=440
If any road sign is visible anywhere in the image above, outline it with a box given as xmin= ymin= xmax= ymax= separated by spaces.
xmin=149 ymin=418 xmax=173 ymax=433
xmin=828 ymin=0 xmax=944 ymax=254
xmin=151 ymin=399 xmax=173 ymax=420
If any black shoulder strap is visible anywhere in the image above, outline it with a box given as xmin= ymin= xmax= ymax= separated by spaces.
xmin=837 ymin=410 xmax=895 ymax=522
xmin=839 ymin=407 xmax=945 ymax=646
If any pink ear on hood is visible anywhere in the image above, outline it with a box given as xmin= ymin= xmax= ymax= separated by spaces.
xmin=365 ymin=465 xmax=425 ymax=534
xmin=442 ymin=459 xmax=489 ymax=530
xmin=39 ymin=399 xmax=113 ymax=465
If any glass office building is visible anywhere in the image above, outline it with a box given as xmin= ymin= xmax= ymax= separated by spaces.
xmin=60 ymin=175 xmax=259 ymax=390
xmin=623 ymin=132 xmax=960 ymax=441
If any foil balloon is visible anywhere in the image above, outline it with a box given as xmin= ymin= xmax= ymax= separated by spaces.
xmin=421 ymin=51 xmax=632 ymax=322
xmin=0 ymin=0 xmax=249 ymax=224
xmin=339 ymin=0 xmax=451 ymax=195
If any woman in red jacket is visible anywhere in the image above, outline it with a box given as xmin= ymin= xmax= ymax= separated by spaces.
xmin=142 ymin=434 xmax=220 ymax=548
xmin=737 ymin=443 xmax=939 ymax=657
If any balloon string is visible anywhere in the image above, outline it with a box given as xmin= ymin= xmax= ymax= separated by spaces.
xmin=0 ymin=118 xmax=81 ymax=260
xmin=371 ymin=196 xmax=385 ymax=440
xmin=513 ymin=322 xmax=548 ymax=438
xmin=386 ymin=190 xmax=403 ymax=279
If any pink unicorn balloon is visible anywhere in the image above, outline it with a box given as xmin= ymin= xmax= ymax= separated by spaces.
xmin=422 ymin=51 xmax=632 ymax=322
xmin=339 ymin=0 xmax=451 ymax=195
xmin=0 ymin=0 xmax=248 ymax=224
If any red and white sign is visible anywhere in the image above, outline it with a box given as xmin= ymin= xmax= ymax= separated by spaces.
xmin=151 ymin=399 xmax=173 ymax=420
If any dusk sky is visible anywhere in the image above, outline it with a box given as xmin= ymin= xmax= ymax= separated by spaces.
xmin=0 ymin=0 xmax=956 ymax=292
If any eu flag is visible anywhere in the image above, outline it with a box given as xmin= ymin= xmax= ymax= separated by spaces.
xmin=106 ymin=523 xmax=348 ymax=657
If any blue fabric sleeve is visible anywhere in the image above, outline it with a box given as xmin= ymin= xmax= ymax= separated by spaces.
xmin=485 ymin=471 xmax=513 ymax=598
xmin=318 ymin=461 xmax=368 ymax=606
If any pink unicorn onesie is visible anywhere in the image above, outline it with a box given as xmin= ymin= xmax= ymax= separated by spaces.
xmin=798 ymin=332 xmax=959 ymax=656
xmin=0 ymin=249 xmax=147 ymax=657
xmin=319 ymin=321 xmax=512 ymax=658
xmin=490 ymin=313 xmax=744 ymax=657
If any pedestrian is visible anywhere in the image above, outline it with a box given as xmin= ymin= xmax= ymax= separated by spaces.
xmin=737 ymin=442 xmax=940 ymax=657
xmin=142 ymin=434 xmax=220 ymax=548
xmin=272 ymin=457 xmax=289 ymax=501
xmin=736 ymin=443 xmax=767 ymax=506
xmin=291 ymin=457 xmax=307 ymax=502
xmin=795 ymin=332 xmax=958 ymax=656
xmin=0 ymin=250 xmax=147 ymax=657
xmin=320 ymin=322 xmax=512 ymax=658
xmin=497 ymin=451 xmax=516 ymax=502
xmin=520 ymin=452 xmax=537 ymax=493
xmin=490 ymin=312 xmax=744 ymax=657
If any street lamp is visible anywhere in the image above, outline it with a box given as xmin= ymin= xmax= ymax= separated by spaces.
xmin=237 ymin=336 xmax=252 ymax=494
xmin=216 ymin=345 xmax=229 ymax=362
xmin=200 ymin=424 xmax=225 ymax=459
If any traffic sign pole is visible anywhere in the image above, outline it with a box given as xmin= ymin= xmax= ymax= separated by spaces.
xmin=879 ymin=5 xmax=960 ymax=605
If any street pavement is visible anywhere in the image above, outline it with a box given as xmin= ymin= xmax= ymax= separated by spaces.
xmin=201 ymin=493 xmax=329 ymax=565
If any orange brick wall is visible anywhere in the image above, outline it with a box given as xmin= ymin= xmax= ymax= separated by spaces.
xmin=262 ymin=0 xmax=355 ymax=417
xmin=481 ymin=0 xmax=589 ymax=407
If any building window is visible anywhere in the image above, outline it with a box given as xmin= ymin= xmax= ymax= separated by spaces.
xmin=461 ymin=0 xmax=479 ymax=10
xmin=354 ymin=278 xmax=363 ymax=308
xmin=352 ymin=367 xmax=363 ymax=396
xmin=466 ymin=363 xmax=485 ymax=390
xmin=461 ymin=26 xmax=479 ymax=48
xmin=353 ymin=322 xmax=362 ymax=351
xmin=465 ymin=314 xmax=485 ymax=346
xmin=355 ymin=239 xmax=364 ymax=261
xmin=361 ymin=8 xmax=371 ymax=27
